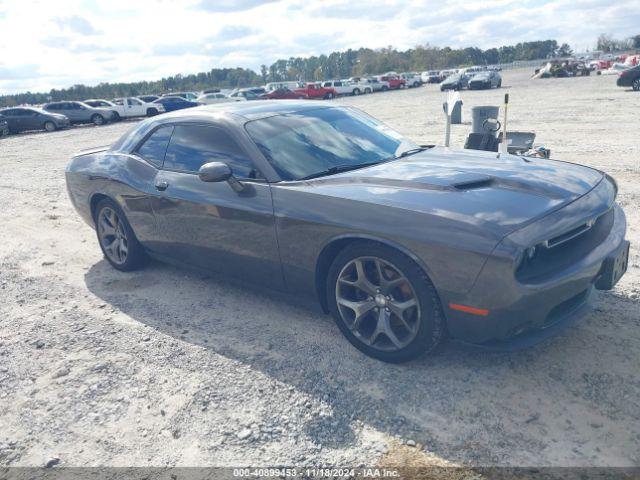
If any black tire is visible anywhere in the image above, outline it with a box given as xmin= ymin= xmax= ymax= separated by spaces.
xmin=497 ymin=80 xmax=502 ymax=88
xmin=94 ymin=198 xmax=147 ymax=272
xmin=326 ymin=241 xmax=445 ymax=363
xmin=324 ymin=92 xmax=334 ymax=100
xmin=0 ymin=127 xmax=8 ymax=137
xmin=633 ymin=79 xmax=640 ymax=92
xmin=352 ymin=88 xmax=361 ymax=96
xmin=146 ymin=108 xmax=159 ymax=117
xmin=44 ymin=121 xmax=57 ymax=132
xmin=112 ymin=112 xmax=121 ymax=121
xmin=364 ymin=88 xmax=372 ymax=94
xmin=381 ymin=85 xmax=388 ymax=91
xmin=91 ymin=114 xmax=105 ymax=126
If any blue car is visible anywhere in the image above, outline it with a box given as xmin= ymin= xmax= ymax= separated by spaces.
xmin=153 ymin=96 xmax=200 ymax=112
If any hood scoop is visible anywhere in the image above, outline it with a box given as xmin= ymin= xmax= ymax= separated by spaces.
xmin=450 ymin=174 xmax=494 ymax=190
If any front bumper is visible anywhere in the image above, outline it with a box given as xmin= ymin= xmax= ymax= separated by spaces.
xmin=446 ymin=197 xmax=628 ymax=348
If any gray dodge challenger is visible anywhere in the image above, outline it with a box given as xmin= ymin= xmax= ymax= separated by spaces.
xmin=66 ymin=102 xmax=629 ymax=362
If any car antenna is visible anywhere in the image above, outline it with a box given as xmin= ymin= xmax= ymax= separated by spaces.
xmin=498 ymin=93 xmax=509 ymax=157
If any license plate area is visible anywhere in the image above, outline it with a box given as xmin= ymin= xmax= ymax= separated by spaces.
xmin=595 ymin=241 xmax=630 ymax=290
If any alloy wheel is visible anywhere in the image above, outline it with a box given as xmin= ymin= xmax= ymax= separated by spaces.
xmin=335 ymin=256 xmax=421 ymax=352
xmin=97 ymin=207 xmax=129 ymax=265
xmin=633 ymin=79 xmax=640 ymax=91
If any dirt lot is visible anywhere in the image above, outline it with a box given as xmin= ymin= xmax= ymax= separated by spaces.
xmin=0 ymin=68 xmax=638 ymax=468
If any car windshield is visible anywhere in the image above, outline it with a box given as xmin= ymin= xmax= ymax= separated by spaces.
xmin=245 ymin=107 xmax=419 ymax=181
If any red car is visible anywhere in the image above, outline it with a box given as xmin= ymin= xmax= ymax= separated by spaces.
xmin=378 ymin=75 xmax=406 ymax=89
xmin=293 ymin=83 xmax=337 ymax=99
xmin=262 ymin=88 xmax=303 ymax=100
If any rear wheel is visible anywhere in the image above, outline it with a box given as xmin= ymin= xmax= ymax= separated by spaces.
xmin=91 ymin=114 xmax=105 ymax=126
xmin=364 ymin=88 xmax=372 ymax=94
xmin=327 ymin=241 xmax=444 ymax=363
xmin=112 ymin=112 xmax=121 ymax=121
xmin=146 ymin=108 xmax=159 ymax=117
xmin=324 ymin=92 xmax=334 ymax=100
xmin=352 ymin=88 xmax=361 ymax=96
xmin=94 ymin=198 xmax=147 ymax=272
xmin=381 ymin=85 xmax=389 ymax=91
xmin=633 ymin=79 xmax=640 ymax=91
xmin=44 ymin=121 xmax=56 ymax=132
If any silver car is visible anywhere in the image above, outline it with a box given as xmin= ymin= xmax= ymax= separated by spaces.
xmin=44 ymin=101 xmax=116 ymax=126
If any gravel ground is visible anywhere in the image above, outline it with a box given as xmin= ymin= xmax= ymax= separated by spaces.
xmin=0 ymin=68 xmax=638 ymax=468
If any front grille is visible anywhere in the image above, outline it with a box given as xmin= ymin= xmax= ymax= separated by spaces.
xmin=516 ymin=208 xmax=614 ymax=283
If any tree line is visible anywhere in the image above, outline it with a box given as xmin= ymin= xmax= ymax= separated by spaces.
xmin=0 ymin=39 xmax=573 ymax=107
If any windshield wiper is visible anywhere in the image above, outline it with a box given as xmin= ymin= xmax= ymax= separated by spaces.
xmin=299 ymin=161 xmax=382 ymax=180
xmin=393 ymin=147 xmax=428 ymax=160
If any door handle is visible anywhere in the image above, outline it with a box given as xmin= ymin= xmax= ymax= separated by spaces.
xmin=155 ymin=180 xmax=169 ymax=191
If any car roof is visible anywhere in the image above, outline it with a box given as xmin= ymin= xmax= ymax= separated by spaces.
xmin=157 ymin=101 xmax=332 ymax=122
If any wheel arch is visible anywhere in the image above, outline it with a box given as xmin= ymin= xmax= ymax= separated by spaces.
xmin=314 ymin=234 xmax=438 ymax=313
xmin=90 ymin=192 xmax=115 ymax=222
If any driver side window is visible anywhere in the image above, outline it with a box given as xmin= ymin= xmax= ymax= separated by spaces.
xmin=163 ymin=125 xmax=260 ymax=179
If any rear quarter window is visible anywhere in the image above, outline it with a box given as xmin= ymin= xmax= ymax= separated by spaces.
xmin=136 ymin=126 xmax=174 ymax=167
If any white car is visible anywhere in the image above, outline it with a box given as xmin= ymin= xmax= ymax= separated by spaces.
xmin=321 ymin=80 xmax=354 ymax=96
xmin=196 ymin=92 xmax=235 ymax=104
xmin=601 ymin=63 xmax=629 ymax=75
xmin=400 ymin=72 xmax=422 ymax=87
xmin=88 ymin=97 xmax=165 ymax=119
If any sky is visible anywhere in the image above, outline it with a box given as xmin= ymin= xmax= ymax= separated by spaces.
xmin=0 ymin=0 xmax=639 ymax=94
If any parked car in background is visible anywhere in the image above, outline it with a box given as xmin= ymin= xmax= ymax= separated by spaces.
xmin=440 ymin=74 xmax=469 ymax=91
xmin=364 ymin=77 xmax=389 ymax=92
xmin=601 ymin=63 xmax=629 ymax=76
xmin=294 ymin=83 xmax=337 ymax=99
xmin=400 ymin=72 xmax=422 ymax=87
xmin=196 ymin=92 xmax=236 ymax=104
xmin=138 ymin=95 xmax=160 ymax=103
xmin=468 ymin=71 xmax=502 ymax=89
xmin=321 ymin=80 xmax=353 ymax=96
xmin=616 ymin=65 xmax=640 ymax=91
xmin=44 ymin=101 xmax=115 ymax=125
xmin=153 ymin=96 xmax=200 ymax=112
xmin=85 ymin=97 xmax=164 ymax=119
xmin=0 ymin=117 xmax=9 ymax=137
xmin=265 ymin=81 xmax=300 ymax=91
xmin=347 ymin=77 xmax=374 ymax=94
xmin=161 ymin=92 xmax=198 ymax=101
xmin=229 ymin=89 xmax=262 ymax=101
xmin=112 ymin=97 xmax=165 ymax=117
xmin=421 ymin=71 xmax=442 ymax=83
xmin=0 ymin=106 xmax=70 ymax=132
xmin=377 ymin=74 xmax=406 ymax=89
xmin=440 ymin=69 xmax=457 ymax=79
xmin=261 ymin=87 xmax=302 ymax=100
xmin=461 ymin=66 xmax=485 ymax=77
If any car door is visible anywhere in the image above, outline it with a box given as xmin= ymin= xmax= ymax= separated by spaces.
xmin=2 ymin=109 xmax=21 ymax=131
xmin=126 ymin=98 xmax=145 ymax=117
xmin=148 ymin=123 xmax=283 ymax=287
xmin=23 ymin=109 xmax=42 ymax=130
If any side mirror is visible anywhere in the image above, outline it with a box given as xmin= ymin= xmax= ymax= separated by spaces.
xmin=198 ymin=162 xmax=232 ymax=182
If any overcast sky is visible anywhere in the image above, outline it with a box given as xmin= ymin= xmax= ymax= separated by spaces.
xmin=0 ymin=0 xmax=638 ymax=94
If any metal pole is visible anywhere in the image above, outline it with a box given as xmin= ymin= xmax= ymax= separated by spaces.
xmin=443 ymin=102 xmax=451 ymax=147
xmin=499 ymin=93 xmax=509 ymax=154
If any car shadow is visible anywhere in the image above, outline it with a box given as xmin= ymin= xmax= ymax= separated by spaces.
xmin=84 ymin=258 xmax=640 ymax=466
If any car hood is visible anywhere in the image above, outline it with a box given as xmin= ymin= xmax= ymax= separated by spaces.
xmin=295 ymin=147 xmax=604 ymax=237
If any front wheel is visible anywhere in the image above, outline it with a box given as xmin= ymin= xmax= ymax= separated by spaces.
xmin=112 ymin=112 xmax=121 ymax=121
xmin=44 ymin=121 xmax=56 ymax=132
xmin=381 ymin=86 xmax=389 ymax=91
xmin=633 ymin=79 xmax=640 ymax=91
xmin=327 ymin=241 xmax=445 ymax=363
xmin=94 ymin=198 xmax=147 ymax=272
xmin=352 ymin=88 xmax=361 ymax=96
xmin=324 ymin=92 xmax=334 ymax=100
xmin=91 ymin=114 xmax=105 ymax=126
xmin=364 ymin=88 xmax=372 ymax=94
